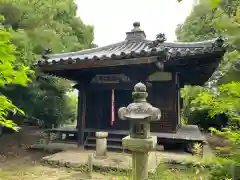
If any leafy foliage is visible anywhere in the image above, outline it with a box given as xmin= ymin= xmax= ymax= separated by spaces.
xmin=176 ymin=0 xmax=240 ymax=127
xmin=0 ymin=0 xmax=94 ymax=128
xmin=176 ymin=0 xmax=240 ymax=82
xmin=180 ymin=85 xmax=206 ymax=123
xmin=210 ymin=161 xmax=233 ymax=180
xmin=0 ymin=0 xmax=95 ymax=65
xmin=0 ymin=17 xmax=33 ymax=130
xmin=177 ymin=0 xmax=240 ymax=179
xmin=193 ymin=82 xmax=240 ymax=122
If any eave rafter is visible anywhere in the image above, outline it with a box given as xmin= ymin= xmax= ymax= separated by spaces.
xmin=35 ymin=22 xmax=227 ymax=86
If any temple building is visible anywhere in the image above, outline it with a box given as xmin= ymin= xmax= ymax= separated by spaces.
xmin=36 ymin=22 xmax=226 ymax=151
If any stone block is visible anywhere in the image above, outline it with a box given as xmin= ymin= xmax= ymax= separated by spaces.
xmin=95 ymin=131 xmax=108 ymax=158
xmin=122 ymin=136 xmax=157 ymax=152
xmin=95 ymin=132 xmax=108 ymax=138
xmin=232 ymin=164 xmax=240 ymax=180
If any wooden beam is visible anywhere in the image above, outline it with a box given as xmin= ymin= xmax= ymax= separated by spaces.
xmin=81 ymin=90 xmax=86 ymax=145
xmin=77 ymin=90 xmax=82 ymax=146
xmin=77 ymin=88 xmax=87 ymax=147
xmin=38 ymin=56 xmax=158 ymax=72
xmin=175 ymin=73 xmax=181 ymax=126
xmin=79 ymin=81 xmax=156 ymax=91
xmin=85 ymin=82 xmax=135 ymax=91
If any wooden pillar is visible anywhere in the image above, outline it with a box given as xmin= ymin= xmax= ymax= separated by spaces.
xmin=77 ymin=87 xmax=87 ymax=147
xmin=76 ymin=90 xmax=81 ymax=146
xmin=175 ymin=73 xmax=181 ymax=126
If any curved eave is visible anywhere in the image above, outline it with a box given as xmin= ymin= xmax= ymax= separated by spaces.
xmin=37 ymin=47 xmax=225 ymax=72
xmin=166 ymin=49 xmax=226 ymax=85
xmin=36 ymin=37 xmax=225 ymax=68
xmin=37 ymin=49 xmax=225 ymax=85
xmin=35 ymin=37 xmax=226 ymax=85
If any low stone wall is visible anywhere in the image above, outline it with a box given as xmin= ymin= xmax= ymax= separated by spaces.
xmin=40 ymin=157 xmax=130 ymax=174
xmin=40 ymin=158 xmax=89 ymax=171
xmin=40 ymin=151 xmax=215 ymax=175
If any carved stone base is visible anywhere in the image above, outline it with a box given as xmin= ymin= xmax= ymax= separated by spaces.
xmin=95 ymin=132 xmax=108 ymax=158
xmin=132 ymin=151 xmax=149 ymax=180
xmin=232 ymin=164 xmax=240 ymax=180
xmin=122 ymin=136 xmax=157 ymax=152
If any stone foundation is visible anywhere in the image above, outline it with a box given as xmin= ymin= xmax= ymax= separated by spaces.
xmin=40 ymin=149 xmax=213 ymax=176
xmin=95 ymin=132 xmax=108 ymax=158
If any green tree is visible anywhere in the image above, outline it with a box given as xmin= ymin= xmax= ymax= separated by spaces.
xmin=0 ymin=0 xmax=95 ymax=65
xmin=177 ymin=1 xmax=240 ymax=179
xmin=0 ymin=17 xmax=33 ymax=130
xmin=0 ymin=0 xmax=94 ymax=127
xmin=176 ymin=0 xmax=240 ymax=124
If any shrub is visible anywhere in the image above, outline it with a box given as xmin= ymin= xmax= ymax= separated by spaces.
xmin=210 ymin=163 xmax=232 ymax=180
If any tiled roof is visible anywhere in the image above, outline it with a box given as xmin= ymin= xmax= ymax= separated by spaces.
xmin=37 ymin=22 xmax=225 ymax=66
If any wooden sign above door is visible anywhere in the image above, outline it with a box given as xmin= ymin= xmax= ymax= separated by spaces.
xmin=91 ymin=74 xmax=131 ymax=84
xmin=147 ymin=72 xmax=172 ymax=82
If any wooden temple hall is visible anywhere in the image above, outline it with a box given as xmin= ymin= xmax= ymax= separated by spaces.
xmin=37 ymin=22 xmax=226 ymax=151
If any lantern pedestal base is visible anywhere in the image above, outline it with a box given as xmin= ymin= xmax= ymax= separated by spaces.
xmin=132 ymin=151 xmax=148 ymax=180
xmin=122 ymin=136 xmax=157 ymax=180
xmin=122 ymin=136 xmax=157 ymax=152
xmin=95 ymin=132 xmax=108 ymax=158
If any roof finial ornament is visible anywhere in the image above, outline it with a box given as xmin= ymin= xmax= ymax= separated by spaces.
xmin=131 ymin=21 xmax=142 ymax=32
xmin=42 ymin=48 xmax=52 ymax=60
xmin=148 ymin=33 xmax=167 ymax=48
xmin=213 ymin=36 xmax=224 ymax=48
xmin=133 ymin=22 xmax=140 ymax=28
xmin=126 ymin=21 xmax=146 ymax=40
xmin=156 ymin=33 xmax=167 ymax=43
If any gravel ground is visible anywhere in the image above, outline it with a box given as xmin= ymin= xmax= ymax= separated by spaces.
xmin=0 ymin=127 xmax=210 ymax=180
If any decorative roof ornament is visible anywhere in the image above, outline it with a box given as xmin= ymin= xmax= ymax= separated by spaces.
xmin=232 ymin=60 xmax=240 ymax=72
xmin=156 ymin=33 xmax=167 ymax=43
xmin=125 ymin=22 xmax=146 ymax=41
xmin=213 ymin=36 xmax=225 ymax=48
xmin=131 ymin=22 xmax=142 ymax=32
xmin=148 ymin=33 xmax=167 ymax=48
xmin=42 ymin=48 xmax=52 ymax=60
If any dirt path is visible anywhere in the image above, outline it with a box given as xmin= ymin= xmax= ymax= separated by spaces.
xmin=0 ymin=127 xmax=114 ymax=180
xmin=0 ymin=127 xmax=50 ymax=170
xmin=0 ymin=127 xmax=210 ymax=180
xmin=0 ymin=165 xmax=112 ymax=180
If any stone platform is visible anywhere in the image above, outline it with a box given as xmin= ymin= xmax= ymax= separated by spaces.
xmin=41 ymin=125 xmax=206 ymax=153
xmin=40 ymin=149 xmax=204 ymax=173
xmin=30 ymin=142 xmax=78 ymax=153
xmin=46 ymin=125 xmax=205 ymax=142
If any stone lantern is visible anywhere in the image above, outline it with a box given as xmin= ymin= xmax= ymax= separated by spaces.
xmin=118 ymin=82 xmax=161 ymax=180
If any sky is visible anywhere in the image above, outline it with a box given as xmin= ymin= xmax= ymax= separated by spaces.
xmin=76 ymin=0 xmax=195 ymax=47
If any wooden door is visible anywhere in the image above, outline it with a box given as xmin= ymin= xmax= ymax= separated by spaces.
xmin=148 ymin=82 xmax=178 ymax=133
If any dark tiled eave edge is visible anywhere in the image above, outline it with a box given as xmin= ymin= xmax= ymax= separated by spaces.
xmin=38 ymin=56 xmax=159 ymax=71
xmin=36 ymin=37 xmax=226 ymax=70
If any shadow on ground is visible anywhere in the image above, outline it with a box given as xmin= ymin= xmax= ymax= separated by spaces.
xmin=0 ymin=127 xmax=51 ymax=170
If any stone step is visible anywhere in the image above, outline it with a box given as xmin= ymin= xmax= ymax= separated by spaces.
xmin=86 ymin=137 xmax=122 ymax=149
xmin=88 ymin=137 xmax=122 ymax=142
xmin=84 ymin=131 xmax=126 ymax=152
xmin=85 ymin=143 xmax=124 ymax=150
xmin=52 ymin=140 xmax=77 ymax=144
xmin=84 ymin=130 xmax=128 ymax=136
